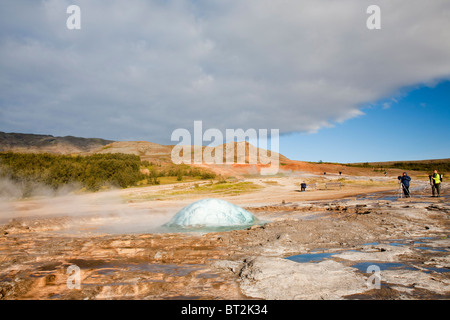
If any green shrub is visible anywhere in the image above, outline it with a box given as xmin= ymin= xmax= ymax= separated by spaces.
xmin=0 ymin=152 xmax=146 ymax=192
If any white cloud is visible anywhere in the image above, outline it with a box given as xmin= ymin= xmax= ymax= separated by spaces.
xmin=1 ymin=0 xmax=450 ymax=142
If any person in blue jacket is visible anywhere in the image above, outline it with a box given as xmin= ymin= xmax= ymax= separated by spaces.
xmin=300 ymin=182 xmax=307 ymax=192
xmin=398 ymin=172 xmax=411 ymax=198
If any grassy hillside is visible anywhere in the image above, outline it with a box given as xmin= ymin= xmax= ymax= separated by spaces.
xmin=0 ymin=152 xmax=218 ymax=198
xmin=345 ymin=159 xmax=450 ymax=174
xmin=0 ymin=152 xmax=145 ymax=193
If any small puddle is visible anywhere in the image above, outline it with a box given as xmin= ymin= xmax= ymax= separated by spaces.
xmin=286 ymin=236 xmax=449 ymax=275
xmin=286 ymin=252 xmax=340 ymax=263
xmin=362 ymin=238 xmax=448 ymax=253
xmin=423 ymin=267 xmax=450 ymax=273
xmin=299 ymin=212 xmax=333 ymax=221
xmin=351 ymin=262 xmax=417 ymax=272
xmin=128 ymin=263 xmax=203 ymax=276
xmin=388 ymin=242 xmax=411 ymax=247
xmin=375 ymin=196 xmax=399 ymax=201
xmin=354 ymin=187 xmax=447 ymax=202
xmin=355 ymin=193 xmax=399 ymax=201
xmin=416 ymin=246 xmax=448 ymax=253
xmin=363 ymin=239 xmax=429 ymax=247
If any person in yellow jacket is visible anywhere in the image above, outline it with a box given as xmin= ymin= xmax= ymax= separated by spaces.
xmin=429 ymin=170 xmax=442 ymax=197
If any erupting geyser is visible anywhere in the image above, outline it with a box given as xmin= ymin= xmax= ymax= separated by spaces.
xmin=165 ymin=198 xmax=257 ymax=229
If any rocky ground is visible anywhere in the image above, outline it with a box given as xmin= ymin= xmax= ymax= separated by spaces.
xmin=0 ymin=176 xmax=448 ymax=300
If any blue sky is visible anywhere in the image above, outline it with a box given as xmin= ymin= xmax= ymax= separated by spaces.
xmin=280 ymin=80 xmax=450 ymax=163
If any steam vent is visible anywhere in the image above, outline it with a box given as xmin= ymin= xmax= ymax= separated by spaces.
xmin=165 ymin=198 xmax=257 ymax=229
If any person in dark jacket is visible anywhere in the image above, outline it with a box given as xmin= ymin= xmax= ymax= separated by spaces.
xmin=398 ymin=172 xmax=411 ymax=198
xmin=300 ymin=182 xmax=307 ymax=192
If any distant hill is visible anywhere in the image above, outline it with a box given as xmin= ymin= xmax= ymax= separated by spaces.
xmin=91 ymin=140 xmax=174 ymax=163
xmin=345 ymin=158 xmax=450 ymax=174
xmin=0 ymin=132 xmax=114 ymax=154
xmin=0 ymin=132 xmax=294 ymax=176
xmin=0 ymin=132 xmax=289 ymax=163
xmin=348 ymin=159 xmax=450 ymax=165
xmin=3 ymin=131 xmax=446 ymax=177
xmin=91 ymin=140 xmax=291 ymax=165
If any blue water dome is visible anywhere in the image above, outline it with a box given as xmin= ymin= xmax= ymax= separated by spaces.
xmin=165 ymin=198 xmax=257 ymax=229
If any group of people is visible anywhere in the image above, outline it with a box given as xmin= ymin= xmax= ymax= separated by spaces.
xmin=299 ymin=170 xmax=444 ymax=197
xmin=398 ymin=170 xmax=443 ymax=198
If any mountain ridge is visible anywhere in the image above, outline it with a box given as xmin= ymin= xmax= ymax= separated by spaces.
xmin=0 ymin=131 xmax=114 ymax=154
xmin=1 ymin=132 xmax=447 ymax=176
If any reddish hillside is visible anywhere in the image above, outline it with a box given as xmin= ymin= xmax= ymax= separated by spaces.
xmin=2 ymin=132 xmax=440 ymax=178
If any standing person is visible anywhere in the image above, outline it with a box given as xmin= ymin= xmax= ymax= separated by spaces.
xmin=429 ymin=170 xmax=442 ymax=197
xmin=300 ymin=182 xmax=306 ymax=192
xmin=384 ymin=171 xmax=387 ymax=177
xmin=398 ymin=172 xmax=411 ymax=198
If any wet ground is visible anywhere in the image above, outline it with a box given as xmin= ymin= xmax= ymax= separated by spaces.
xmin=0 ymin=178 xmax=448 ymax=300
